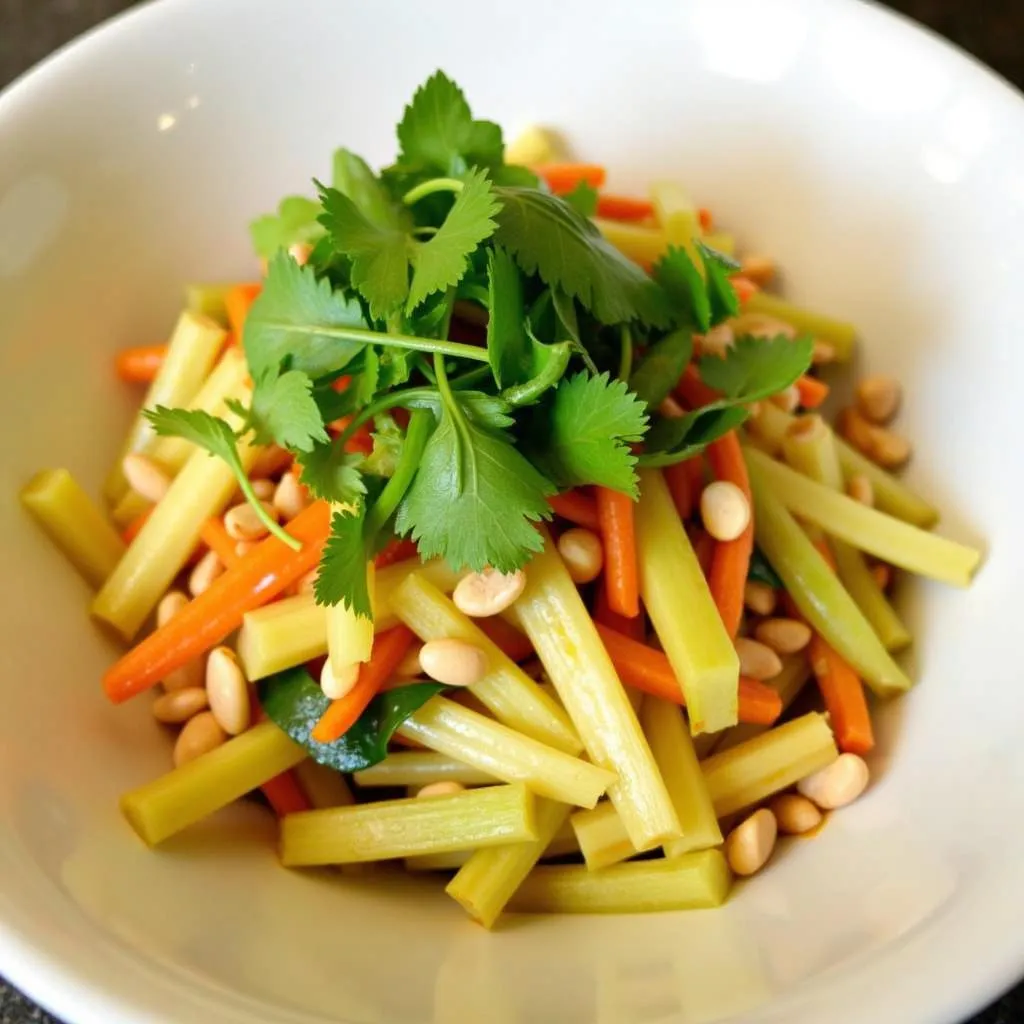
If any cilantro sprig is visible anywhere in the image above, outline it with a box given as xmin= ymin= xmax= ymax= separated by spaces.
xmin=148 ymin=70 xmax=813 ymax=615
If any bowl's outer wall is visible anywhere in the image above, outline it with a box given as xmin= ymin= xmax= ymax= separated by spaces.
xmin=2 ymin=1 xmax=1024 ymax=1022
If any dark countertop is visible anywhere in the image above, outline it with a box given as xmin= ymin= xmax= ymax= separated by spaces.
xmin=1 ymin=1 xmax=1023 ymax=1022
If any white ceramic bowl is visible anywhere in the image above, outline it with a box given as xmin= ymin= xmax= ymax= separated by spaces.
xmin=1 ymin=0 xmax=1022 ymax=1021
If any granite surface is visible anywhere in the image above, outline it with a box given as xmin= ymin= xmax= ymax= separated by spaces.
xmin=1 ymin=0 xmax=1023 ymax=1021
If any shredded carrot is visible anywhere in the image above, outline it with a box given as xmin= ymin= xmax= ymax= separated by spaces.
xmin=102 ymin=501 xmax=332 ymax=703
xmin=593 ymin=584 xmax=646 ymax=642
xmin=311 ymin=626 xmax=415 ymax=743
xmin=121 ymin=508 xmax=153 ymax=545
xmin=373 ymin=537 xmax=419 ymax=569
xmin=698 ymin=207 xmax=713 ymax=232
xmin=795 ymin=374 xmax=830 ymax=409
xmin=199 ymin=517 xmax=240 ymax=568
xmin=549 ymin=490 xmax=601 ymax=532
xmin=534 ymin=163 xmax=607 ymax=195
xmin=477 ymin=616 xmax=534 ymax=662
xmin=663 ymin=456 xmax=703 ymax=521
xmin=688 ymin=525 xmax=716 ymax=579
xmin=224 ymin=283 xmax=262 ymax=339
xmin=595 ymin=487 xmax=640 ymax=618
xmin=115 ymin=344 xmax=167 ymax=384
xmin=595 ymin=194 xmax=655 ymax=222
xmin=329 ymin=416 xmax=375 ymax=454
xmin=595 ymin=623 xmax=781 ymax=726
xmin=730 ymin=276 xmax=759 ymax=304
xmin=809 ymin=633 xmax=874 ymax=755
xmin=260 ymin=770 xmax=312 ymax=816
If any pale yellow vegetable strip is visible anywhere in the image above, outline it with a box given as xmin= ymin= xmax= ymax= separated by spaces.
xmin=711 ymin=654 xmax=811 ymax=755
xmin=147 ymin=346 xmax=249 ymax=475
xmin=121 ymin=721 xmax=305 ymax=846
xmin=703 ymin=712 xmax=837 ymax=818
xmin=328 ymin=560 xmax=375 ymax=669
xmin=635 ymin=469 xmax=740 ymax=733
xmin=397 ymin=697 xmax=614 ymax=809
xmin=292 ymin=759 xmax=355 ymax=809
xmin=102 ymin=310 xmax=226 ymax=505
xmin=512 ymin=531 xmax=681 ymax=849
xmin=748 ymin=403 xmax=939 ymax=527
xmin=593 ymin=218 xmax=667 ymax=267
xmin=744 ymin=292 xmax=856 ymax=361
xmin=236 ymin=558 xmax=461 ymax=680
xmin=641 ymin=696 xmax=723 ymax=856
xmin=20 ymin=469 xmax=125 ymax=588
xmin=354 ymin=752 xmax=496 ymax=788
xmin=185 ymin=282 xmax=239 ymax=326
xmin=390 ymin=573 xmax=580 ymax=753
xmin=91 ymin=380 xmax=259 ymax=640
xmin=571 ymin=801 xmax=638 ymax=871
xmin=447 ymin=799 xmax=572 ymax=929
xmin=280 ymin=783 xmax=537 ymax=867
xmin=702 ymin=231 xmax=736 ymax=256
xmin=783 ymin=419 xmax=911 ymax=652
xmin=747 ymin=453 xmax=912 ymax=696
xmin=650 ymin=181 xmax=704 ymax=273
xmin=747 ymin=448 xmax=980 ymax=588
xmin=405 ymin=850 xmax=473 ymax=872
xmin=543 ymin=818 xmax=580 ymax=860
xmin=507 ymin=849 xmax=732 ymax=915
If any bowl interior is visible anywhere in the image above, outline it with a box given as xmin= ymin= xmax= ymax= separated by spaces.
xmin=2 ymin=1 xmax=1024 ymax=1022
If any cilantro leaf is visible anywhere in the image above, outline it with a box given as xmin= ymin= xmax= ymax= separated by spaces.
xmin=318 ymin=183 xmax=412 ymax=321
xmin=297 ymin=439 xmax=366 ymax=506
xmin=259 ymin=666 xmax=444 ymax=773
xmin=244 ymin=253 xmax=367 ymax=380
xmin=563 ymin=180 xmax=598 ymax=218
xmin=526 ymin=372 xmax=649 ymax=497
xmin=748 ymin=547 xmax=783 ymax=589
xmin=640 ymin=405 xmax=750 ymax=467
xmin=494 ymin=186 xmax=669 ymax=327
xmin=395 ymin=393 xmax=554 ymax=572
xmin=486 ymin=244 xmax=532 ymax=388
xmin=250 ymin=196 xmax=324 ymax=260
xmin=332 ymin=148 xmax=401 ymax=229
xmin=144 ymin=407 xmax=245 ymax=475
xmin=314 ymin=506 xmax=372 ymax=615
xmin=653 ymin=245 xmax=711 ymax=332
xmin=407 ymin=168 xmax=500 ymax=312
xmin=247 ymin=370 xmax=330 ymax=452
xmin=396 ymin=71 xmax=503 ymax=175
xmin=629 ymin=328 xmax=693 ymax=410
xmin=699 ymin=242 xmax=741 ymax=325
xmin=698 ymin=334 xmax=814 ymax=403
xmin=362 ymin=413 xmax=404 ymax=477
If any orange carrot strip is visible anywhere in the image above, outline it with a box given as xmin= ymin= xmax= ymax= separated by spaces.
xmin=730 ymin=276 xmax=759 ymax=304
xmin=115 ymin=344 xmax=167 ymax=384
xmin=224 ymin=283 xmax=262 ymax=339
xmin=795 ymin=374 xmax=830 ymax=409
xmin=199 ymin=517 xmax=240 ymax=568
xmin=548 ymin=490 xmax=601 ymax=532
xmin=477 ymin=616 xmax=534 ymax=662
xmin=595 ymin=194 xmax=655 ymax=222
xmin=687 ymin=525 xmax=716 ymax=579
xmin=595 ymin=623 xmax=781 ymax=726
xmin=260 ymin=770 xmax=312 ymax=817
xmin=705 ymin=432 xmax=754 ymax=637
xmin=311 ymin=626 xmax=416 ymax=743
xmin=663 ymin=456 xmax=703 ymax=521
xmin=698 ymin=207 xmax=713 ymax=232
xmin=102 ymin=502 xmax=332 ymax=703
xmin=121 ymin=508 xmax=153 ymax=545
xmin=809 ymin=633 xmax=875 ymax=755
xmin=373 ymin=537 xmax=419 ymax=569
xmin=593 ymin=584 xmax=646 ymax=643
xmin=675 ymin=364 xmax=718 ymax=409
xmin=534 ymin=163 xmax=607 ymax=194
xmin=595 ymin=487 xmax=640 ymax=618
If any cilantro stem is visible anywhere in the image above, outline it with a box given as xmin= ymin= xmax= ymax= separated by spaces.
xmin=278 ymin=322 xmax=489 ymax=364
xmin=365 ymin=409 xmax=432 ymax=537
xmin=501 ymin=341 xmax=572 ymax=407
xmin=237 ymin=470 xmax=301 ymax=550
xmin=402 ymin=177 xmax=465 ymax=205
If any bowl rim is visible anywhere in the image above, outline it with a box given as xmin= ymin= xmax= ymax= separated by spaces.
xmin=3 ymin=0 xmax=1024 ymax=1022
